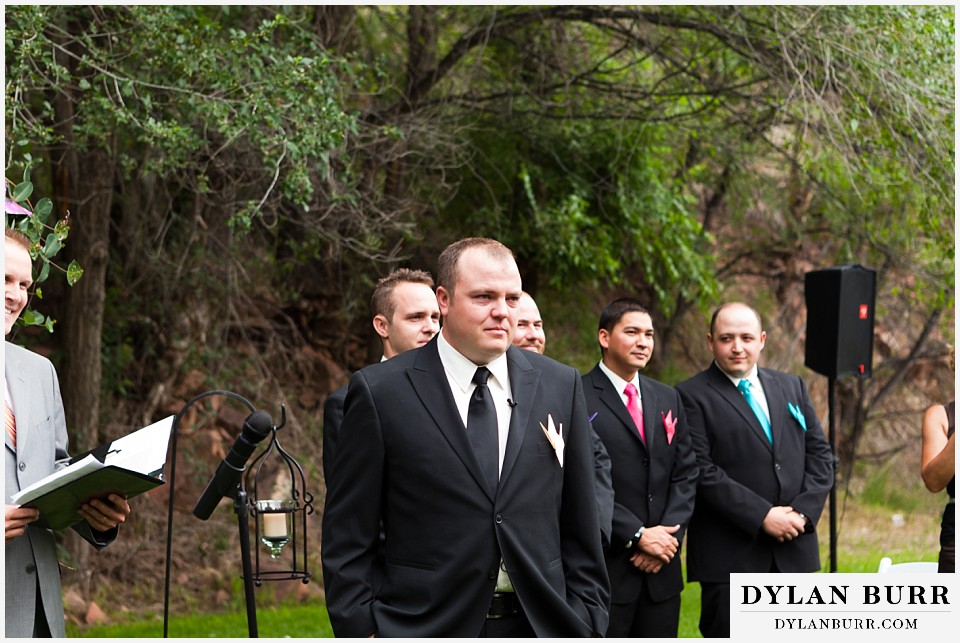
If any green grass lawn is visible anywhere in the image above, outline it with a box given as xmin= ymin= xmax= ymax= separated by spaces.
xmin=67 ymin=602 xmax=334 ymax=638
xmin=68 ymin=499 xmax=942 ymax=638
xmin=68 ymin=551 xmax=938 ymax=638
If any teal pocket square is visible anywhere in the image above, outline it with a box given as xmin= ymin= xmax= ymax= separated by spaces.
xmin=787 ymin=402 xmax=807 ymax=431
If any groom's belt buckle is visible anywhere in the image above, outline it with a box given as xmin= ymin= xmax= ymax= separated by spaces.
xmin=486 ymin=591 xmax=521 ymax=619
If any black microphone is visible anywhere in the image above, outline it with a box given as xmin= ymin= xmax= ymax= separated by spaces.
xmin=192 ymin=409 xmax=274 ymax=520
xmin=507 ymin=398 xmax=518 ymax=408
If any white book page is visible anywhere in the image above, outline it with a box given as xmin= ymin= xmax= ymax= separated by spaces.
xmin=103 ymin=415 xmax=174 ymax=474
xmin=9 ymin=415 xmax=174 ymax=506
xmin=10 ymin=455 xmax=104 ymax=505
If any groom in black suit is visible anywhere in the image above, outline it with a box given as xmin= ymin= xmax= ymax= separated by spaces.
xmin=322 ymin=238 xmax=609 ymax=637
xmin=675 ymin=302 xmax=833 ymax=638
xmin=582 ymin=298 xmax=698 ymax=638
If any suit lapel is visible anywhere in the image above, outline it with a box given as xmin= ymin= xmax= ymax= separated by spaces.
xmin=591 ymin=366 xmax=646 ymax=451
xmin=638 ymin=375 xmax=657 ymax=451
xmin=757 ymin=368 xmax=787 ymax=450
xmin=706 ymin=362 xmax=773 ymax=452
xmin=499 ymin=347 xmax=538 ymax=487
xmin=4 ymin=344 xmax=29 ymax=457
xmin=407 ymin=340 xmax=495 ymax=502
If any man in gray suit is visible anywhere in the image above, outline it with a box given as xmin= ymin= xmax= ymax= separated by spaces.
xmin=4 ymin=228 xmax=131 ymax=637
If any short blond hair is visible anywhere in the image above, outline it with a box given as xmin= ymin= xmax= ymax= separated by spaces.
xmin=371 ymin=268 xmax=435 ymax=320
xmin=5 ymin=227 xmax=31 ymax=252
xmin=437 ymin=238 xmax=514 ymax=295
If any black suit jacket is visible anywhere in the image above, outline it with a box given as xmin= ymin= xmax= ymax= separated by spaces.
xmin=591 ymin=425 xmax=615 ymax=550
xmin=321 ymin=338 xmax=609 ymax=637
xmin=321 ymin=383 xmax=347 ymax=483
xmin=582 ymin=365 xmax=698 ymax=604
xmin=676 ymin=363 xmax=833 ymax=581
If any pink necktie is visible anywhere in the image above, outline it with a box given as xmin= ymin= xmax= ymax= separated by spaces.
xmin=5 ymin=399 xmax=16 ymax=449
xmin=624 ymin=383 xmax=645 ymax=444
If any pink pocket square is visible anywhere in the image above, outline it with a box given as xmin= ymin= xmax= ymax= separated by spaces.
xmin=662 ymin=410 xmax=678 ymax=445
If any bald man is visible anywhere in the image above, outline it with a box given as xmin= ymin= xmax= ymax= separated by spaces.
xmin=675 ymin=302 xmax=833 ymax=638
xmin=513 ymin=292 xmax=545 ymax=354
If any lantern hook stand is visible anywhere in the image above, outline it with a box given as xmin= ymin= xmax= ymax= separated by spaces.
xmin=162 ymin=390 xmax=268 ymax=638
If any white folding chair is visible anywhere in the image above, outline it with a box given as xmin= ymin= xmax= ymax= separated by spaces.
xmin=877 ymin=556 xmax=939 ymax=573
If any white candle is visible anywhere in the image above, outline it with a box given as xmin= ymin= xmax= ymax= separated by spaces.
xmin=263 ymin=512 xmax=288 ymax=538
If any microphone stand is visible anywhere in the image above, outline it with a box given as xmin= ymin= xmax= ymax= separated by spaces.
xmin=234 ymin=485 xmax=258 ymax=637
xmin=162 ymin=391 xmax=256 ymax=638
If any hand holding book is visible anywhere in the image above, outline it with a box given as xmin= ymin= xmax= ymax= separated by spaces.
xmin=77 ymin=493 xmax=131 ymax=532
xmin=11 ymin=415 xmax=173 ymax=530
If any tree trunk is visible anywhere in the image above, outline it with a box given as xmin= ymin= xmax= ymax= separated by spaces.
xmin=45 ymin=9 xmax=117 ymax=454
xmin=61 ymin=146 xmax=115 ymax=453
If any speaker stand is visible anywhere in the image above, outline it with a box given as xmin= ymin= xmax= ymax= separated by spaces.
xmin=828 ymin=376 xmax=838 ymax=573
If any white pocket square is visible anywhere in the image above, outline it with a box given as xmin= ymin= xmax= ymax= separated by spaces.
xmin=540 ymin=414 xmax=564 ymax=468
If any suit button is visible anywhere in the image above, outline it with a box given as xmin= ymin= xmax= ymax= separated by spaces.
xmin=648 ymin=495 xmax=654 ymax=502
xmin=642 ymin=458 xmax=650 ymax=467
xmin=495 ymin=514 xmax=503 ymax=524
xmin=18 ymin=462 xmax=26 ymax=471
xmin=775 ymin=463 xmax=782 ymax=471
xmin=26 ymin=563 xmax=36 ymax=574
xmin=488 ymin=570 xmax=497 ymax=580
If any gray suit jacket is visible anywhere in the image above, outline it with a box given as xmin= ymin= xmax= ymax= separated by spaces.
xmin=4 ymin=341 xmax=115 ymax=637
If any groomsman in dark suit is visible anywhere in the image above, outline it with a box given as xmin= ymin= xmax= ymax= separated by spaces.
xmin=321 ymin=268 xmax=440 ymax=481
xmin=582 ymin=298 xmax=698 ymax=637
xmin=512 ymin=291 xmax=615 ymax=550
xmin=322 ymin=238 xmax=609 ymax=637
xmin=675 ymin=302 xmax=833 ymax=638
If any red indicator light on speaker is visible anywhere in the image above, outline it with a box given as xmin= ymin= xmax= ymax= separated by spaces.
xmin=859 ymin=304 xmax=868 ymax=319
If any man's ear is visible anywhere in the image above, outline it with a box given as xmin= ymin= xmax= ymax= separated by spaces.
xmin=598 ymin=328 xmax=610 ymax=351
xmin=372 ymin=314 xmax=390 ymax=340
xmin=436 ymin=286 xmax=451 ymax=317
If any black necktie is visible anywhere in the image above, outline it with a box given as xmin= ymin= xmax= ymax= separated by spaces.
xmin=468 ymin=366 xmax=499 ymax=493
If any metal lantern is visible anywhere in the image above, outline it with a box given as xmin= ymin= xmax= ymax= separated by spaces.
xmin=244 ymin=405 xmax=313 ymax=585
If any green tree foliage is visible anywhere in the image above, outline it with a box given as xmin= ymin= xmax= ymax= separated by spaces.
xmin=4 ymin=3 xmax=952 ymax=614
xmin=6 ymin=5 xmax=360 ymax=227
xmin=4 ymin=3 xmax=953 ymax=473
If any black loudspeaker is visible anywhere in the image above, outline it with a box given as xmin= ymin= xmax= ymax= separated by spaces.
xmin=804 ymin=264 xmax=876 ymax=378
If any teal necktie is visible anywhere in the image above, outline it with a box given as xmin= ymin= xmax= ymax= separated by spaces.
xmin=738 ymin=379 xmax=772 ymax=444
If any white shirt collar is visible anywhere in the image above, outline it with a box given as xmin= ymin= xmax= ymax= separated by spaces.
xmin=437 ymin=330 xmax=510 ymax=394
xmin=717 ymin=361 xmax=761 ymax=389
xmin=598 ymin=360 xmax=640 ymax=399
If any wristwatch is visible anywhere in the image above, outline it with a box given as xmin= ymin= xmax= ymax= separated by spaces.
xmin=626 ymin=525 xmax=645 ymax=549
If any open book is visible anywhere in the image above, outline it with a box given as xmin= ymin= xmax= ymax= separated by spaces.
xmin=11 ymin=415 xmax=174 ymax=530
